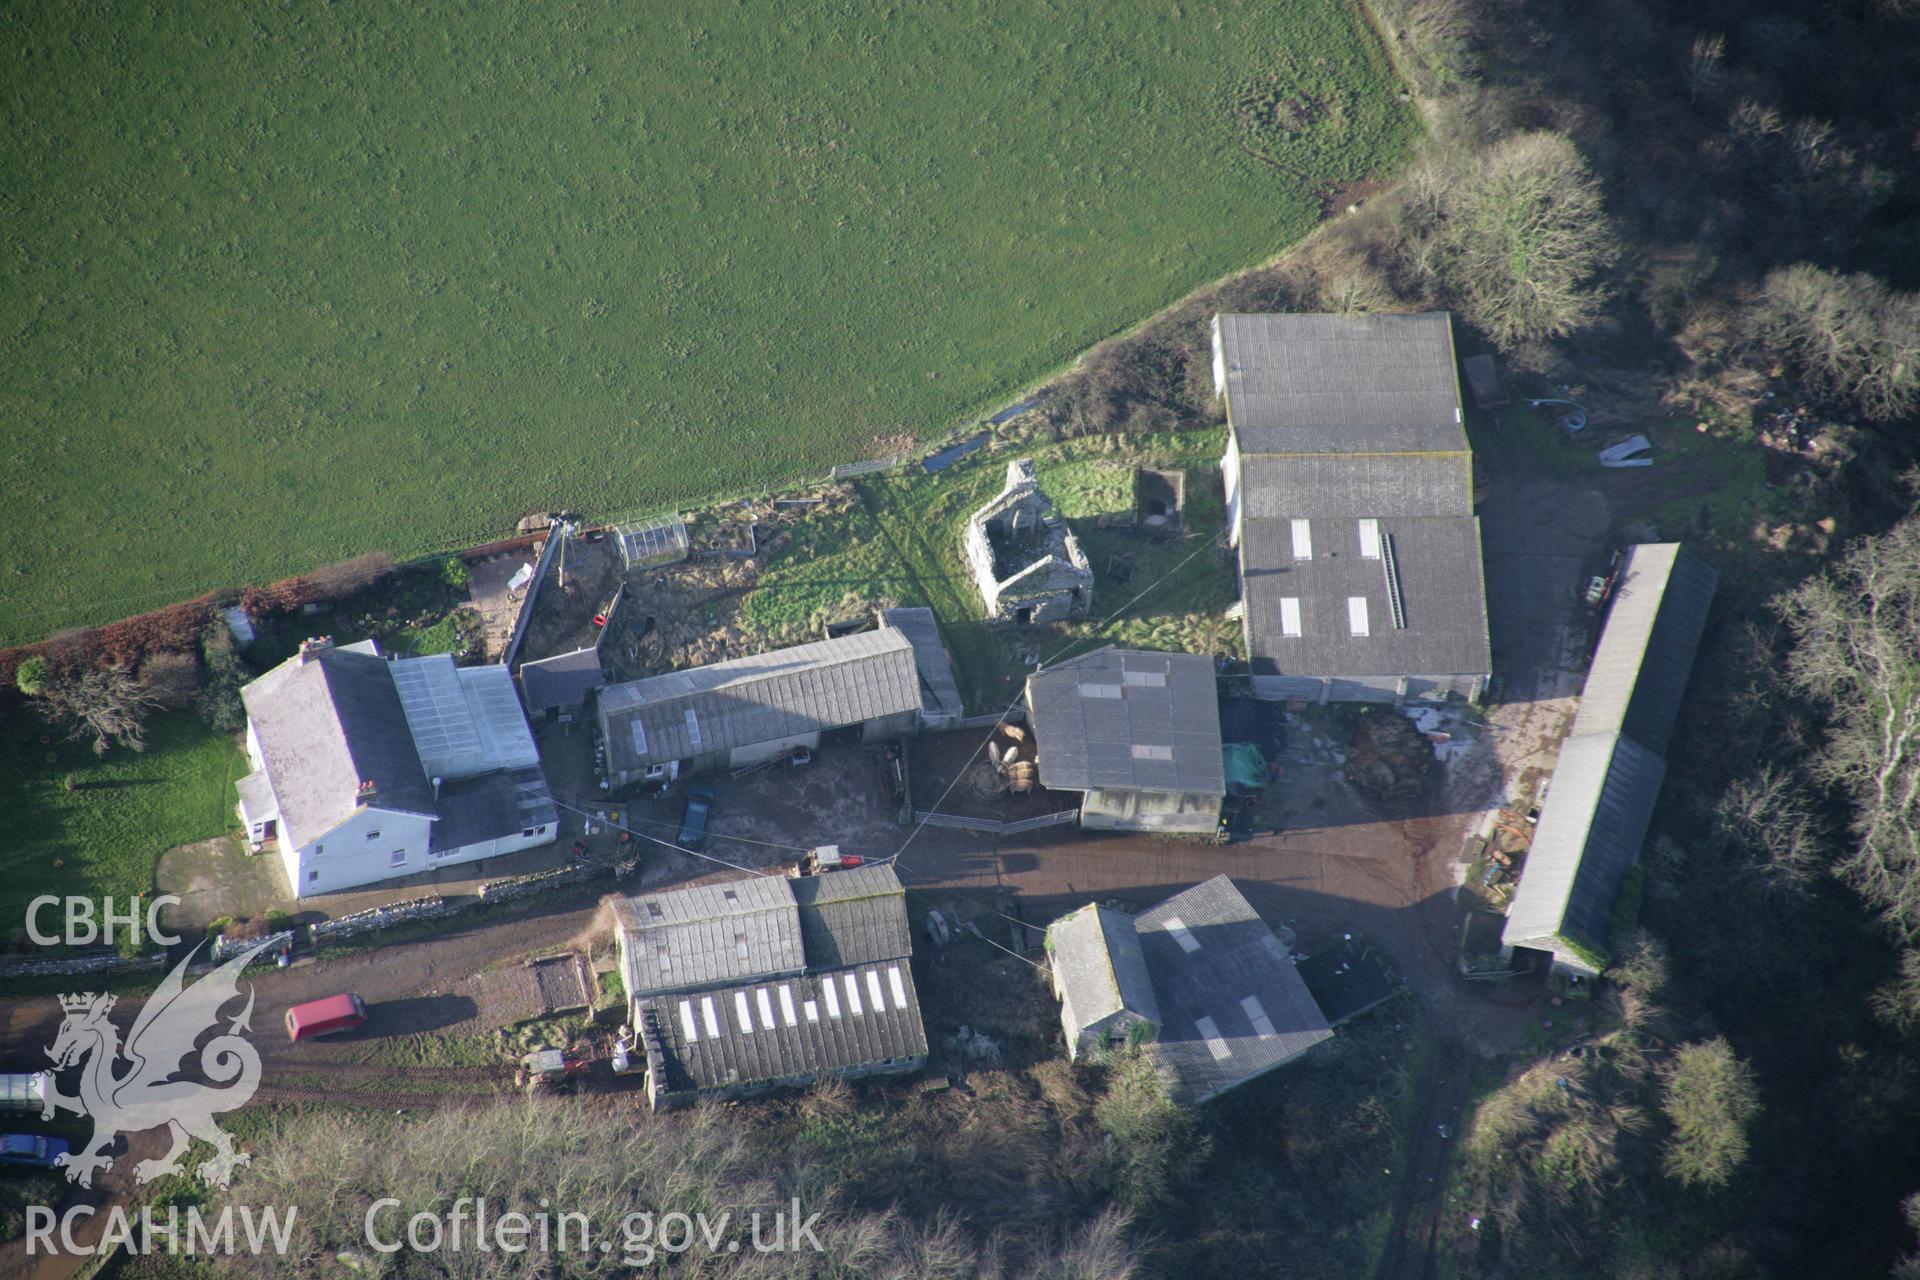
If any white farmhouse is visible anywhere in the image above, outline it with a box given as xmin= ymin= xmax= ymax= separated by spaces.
xmin=236 ymin=637 xmax=557 ymax=897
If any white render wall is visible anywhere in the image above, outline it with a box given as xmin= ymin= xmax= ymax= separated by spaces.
xmin=1221 ymin=432 xmax=1243 ymax=548
xmin=728 ymin=731 xmax=822 ymax=769
xmin=285 ymin=806 xmax=435 ymax=898
xmin=1079 ymin=787 xmax=1221 ymax=834
xmin=283 ymin=807 xmax=558 ymax=898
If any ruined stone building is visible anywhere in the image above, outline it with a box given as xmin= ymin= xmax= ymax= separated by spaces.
xmin=963 ymin=458 xmax=1093 ymax=625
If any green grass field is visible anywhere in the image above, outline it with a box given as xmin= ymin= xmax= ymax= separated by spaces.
xmin=0 ymin=0 xmax=1413 ymax=646
xmin=0 ymin=710 xmax=245 ymax=936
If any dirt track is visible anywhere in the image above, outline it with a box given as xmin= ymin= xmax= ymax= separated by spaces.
xmin=0 ymin=421 xmax=1634 ymax=1280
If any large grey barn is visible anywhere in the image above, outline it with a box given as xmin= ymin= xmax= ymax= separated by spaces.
xmin=1025 ymin=647 xmax=1226 ymax=834
xmin=1215 ymin=312 xmax=1491 ymax=703
xmin=596 ymin=625 xmax=948 ymax=787
xmin=1047 ymin=876 xmax=1332 ymax=1104
xmin=1501 ymin=543 xmax=1718 ymax=977
xmin=611 ymin=864 xmax=927 ymax=1109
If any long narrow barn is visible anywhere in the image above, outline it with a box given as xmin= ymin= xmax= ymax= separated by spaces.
xmin=1501 ymin=543 xmax=1718 ymax=978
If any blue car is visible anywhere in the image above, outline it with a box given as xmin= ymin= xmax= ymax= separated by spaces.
xmin=677 ymin=781 xmax=718 ymax=849
xmin=0 ymin=1133 xmax=71 ymax=1170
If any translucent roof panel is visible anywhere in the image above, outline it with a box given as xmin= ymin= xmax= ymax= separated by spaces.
xmin=391 ymin=656 xmax=540 ymax=781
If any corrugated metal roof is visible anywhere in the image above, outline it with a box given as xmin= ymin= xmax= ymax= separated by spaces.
xmin=1027 ymin=648 xmax=1226 ymax=796
xmin=642 ymin=961 xmax=927 ymax=1097
xmin=1132 ymin=877 xmax=1332 ymax=1105
xmin=615 ymin=864 xmax=917 ymax=1001
xmin=881 ymin=607 xmax=966 ymax=720
xmin=615 ymin=877 xmax=804 ymax=998
xmin=598 ymin=630 xmax=922 ymax=771
xmin=1241 ymin=515 xmax=1491 ymax=681
xmin=240 ymin=646 xmax=436 ymax=848
xmin=1219 ymin=312 xmax=1486 ymax=686
xmin=390 ymin=657 xmax=540 ymax=781
xmin=1568 ymin=544 xmax=1719 ymax=755
xmin=790 ymin=863 xmax=913 ymax=969
xmin=1501 ymin=734 xmax=1667 ymax=954
xmin=1500 ymin=544 xmax=1716 ymax=965
xmin=518 ymin=647 xmax=605 ymax=712
xmin=1216 ymin=312 xmax=1465 ymax=454
xmin=1049 ymin=904 xmax=1160 ymax=1036
xmin=1240 ymin=453 xmax=1473 ymax=520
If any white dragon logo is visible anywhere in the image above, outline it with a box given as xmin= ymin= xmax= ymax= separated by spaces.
xmin=42 ymin=943 xmax=264 ymax=1189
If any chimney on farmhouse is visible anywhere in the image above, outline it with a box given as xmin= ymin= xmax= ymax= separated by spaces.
xmin=356 ymin=778 xmax=378 ymax=806
xmin=298 ymin=636 xmax=335 ymax=664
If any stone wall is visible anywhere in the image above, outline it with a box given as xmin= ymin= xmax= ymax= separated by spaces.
xmin=477 ymin=861 xmax=611 ymax=902
xmin=308 ymin=894 xmax=456 ymax=945
xmin=963 ymin=458 xmax=1093 ymax=624
xmin=0 ymin=951 xmax=165 ymax=982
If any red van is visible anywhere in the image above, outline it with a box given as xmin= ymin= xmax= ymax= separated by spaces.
xmin=284 ymin=993 xmax=367 ymax=1041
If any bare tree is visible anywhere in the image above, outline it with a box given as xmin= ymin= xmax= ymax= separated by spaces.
xmin=1777 ymin=515 xmax=1920 ymax=937
xmin=1872 ymin=949 xmax=1920 ymax=1035
xmin=1750 ymin=265 xmax=1920 ymax=420
xmin=1712 ymin=762 xmax=1825 ymax=888
xmin=1686 ymin=32 xmax=1727 ymax=104
xmin=32 ymin=664 xmax=161 ymax=755
xmin=1403 ymin=131 xmax=1618 ymax=348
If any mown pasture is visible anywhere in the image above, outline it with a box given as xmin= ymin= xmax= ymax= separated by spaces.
xmin=0 ymin=0 xmax=1413 ymax=645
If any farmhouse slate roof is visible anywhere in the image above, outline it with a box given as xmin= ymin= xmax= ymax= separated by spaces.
xmin=241 ymin=644 xmax=435 ymax=849
xmin=642 ymin=961 xmax=927 ymax=1097
xmin=598 ymin=629 xmax=922 ymax=772
xmin=518 ymin=646 xmax=606 ymax=713
xmin=1133 ymin=877 xmax=1333 ymax=1105
xmin=1050 ymin=903 xmax=1161 ymax=1035
xmin=614 ymin=876 xmax=805 ymax=999
xmin=789 ymin=863 xmax=913 ymax=970
xmin=1027 ymin=648 xmax=1226 ymax=797
xmin=430 ymin=766 xmax=557 ymax=853
xmin=1240 ymin=515 xmax=1490 ymax=680
xmin=1216 ymin=312 xmax=1466 ymax=454
xmin=1501 ymin=544 xmax=1717 ymax=965
xmin=234 ymin=770 xmax=277 ymax=823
